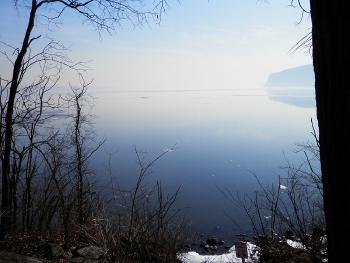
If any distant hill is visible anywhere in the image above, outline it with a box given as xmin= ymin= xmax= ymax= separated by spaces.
xmin=265 ymin=64 xmax=314 ymax=87
xmin=265 ymin=64 xmax=315 ymax=108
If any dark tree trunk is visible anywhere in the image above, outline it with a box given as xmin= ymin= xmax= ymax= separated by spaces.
xmin=75 ymin=99 xmax=84 ymax=224
xmin=310 ymin=1 xmax=350 ymax=262
xmin=0 ymin=0 xmax=37 ymax=237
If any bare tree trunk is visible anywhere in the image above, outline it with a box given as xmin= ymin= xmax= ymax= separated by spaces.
xmin=310 ymin=1 xmax=350 ymax=262
xmin=74 ymin=93 xmax=84 ymax=224
xmin=1 ymin=0 xmax=37 ymax=237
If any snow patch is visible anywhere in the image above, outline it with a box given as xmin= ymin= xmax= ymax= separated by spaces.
xmin=178 ymin=242 xmax=257 ymax=263
xmin=286 ymin=239 xmax=305 ymax=250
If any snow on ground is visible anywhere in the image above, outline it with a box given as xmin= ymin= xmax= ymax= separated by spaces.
xmin=286 ymin=239 xmax=305 ymax=250
xmin=178 ymin=242 xmax=257 ymax=263
xmin=178 ymin=239 xmax=307 ymax=263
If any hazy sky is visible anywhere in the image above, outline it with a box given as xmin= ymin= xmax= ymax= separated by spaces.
xmin=0 ymin=0 xmax=312 ymax=91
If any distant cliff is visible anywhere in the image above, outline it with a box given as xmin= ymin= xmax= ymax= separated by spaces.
xmin=265 ymin=64 xmax=315 ymax=108
xmin=265 ymin=64 xmax=314 ymax=87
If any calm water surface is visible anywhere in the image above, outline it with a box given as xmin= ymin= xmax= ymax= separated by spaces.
xmin=90 ymin=88 xmax=316 ymax=240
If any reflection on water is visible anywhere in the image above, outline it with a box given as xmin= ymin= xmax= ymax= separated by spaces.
xmin=90 ymin=88 xmax=316 ymax=239
xmin=266 ymin=86 xmax=315 ymax=108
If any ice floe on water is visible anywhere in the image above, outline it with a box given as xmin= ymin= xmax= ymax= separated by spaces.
xmin=279 ymin=184 xmax=287 ymax=190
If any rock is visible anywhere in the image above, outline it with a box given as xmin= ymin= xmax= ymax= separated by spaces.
xmin=37 ymin=240 xmax=48 ymax=248
xmin=0 ymin=251 xmax=43 ymax=263
xmin=70 ymin=257 xmax=84 ymax=263
xmin=184 ymin=244 xmax=191 ymax=250
xmin=49 ymin=243 xmax=65 ymax=258
xmin=205 ymin=238 xmax=225 ymax=247
xmin=77 ymin=246 xmax=104 ymax=259
xmin=217 ymin=240 xmax=225 ymax=245
xmin=206 ymin=238 xmax=219 ymax=246
xmin=64 ymin=250 xmax=73 ymax=259
xmin=36 ymin=241 xmax=65 ymax=259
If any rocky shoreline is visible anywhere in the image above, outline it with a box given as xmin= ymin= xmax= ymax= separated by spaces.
xmin=0 ymin=243 xmax=107 ymax=263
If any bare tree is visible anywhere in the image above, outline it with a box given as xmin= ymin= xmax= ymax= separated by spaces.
xmin=84 ymin=147 xmax=182 ymax=262
xmin=222 ymin=133 xmax=326 ymax=262
xmin=64 ymin=78 xmax=105 ymax=224
xmin=1 ymin=0 xmax=169 ymax=237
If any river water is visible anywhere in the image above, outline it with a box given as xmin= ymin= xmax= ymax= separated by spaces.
xmin=90 ymin=87 xmax=316 ymax=240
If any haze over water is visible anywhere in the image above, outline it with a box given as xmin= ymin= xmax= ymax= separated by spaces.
xmin=91 ymin=87 xmax=316 ymax=239
xmin=0 ymin=0 xmax=314 ymax=240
